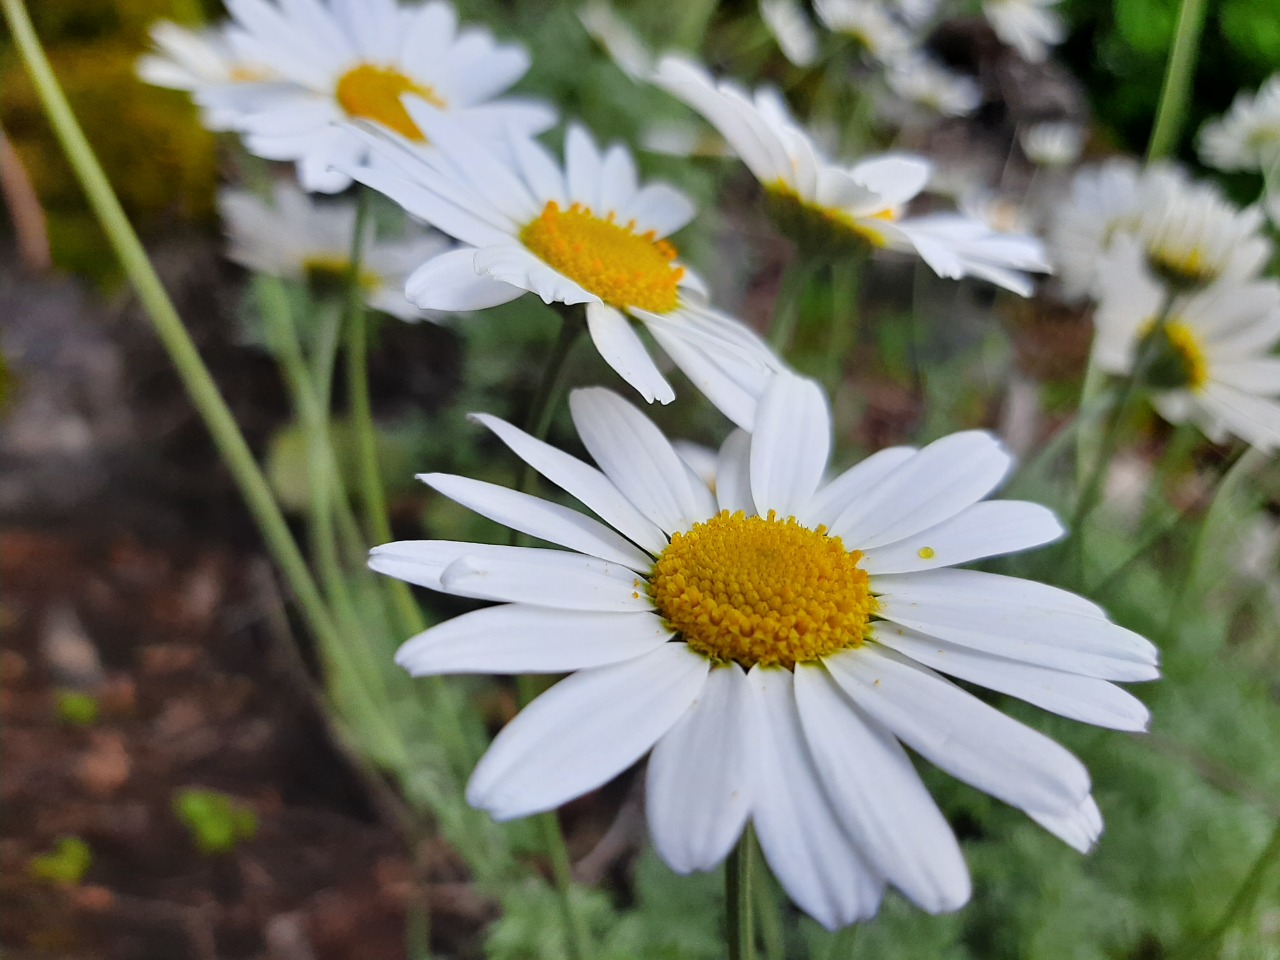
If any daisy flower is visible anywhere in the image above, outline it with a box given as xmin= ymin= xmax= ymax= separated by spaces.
xmin=761 ymin=0 xmax=820 ymax=68
xmin=136 ymin=20 xmax=274 ymax=128
xmin=1199 ymin=74 xmax=1280 ymax=174
xmin=343 ymin=109 xmax=783 ymax=428
xmin=654 ymin=56 xmax=1050 ymax=295
xmin=197 ymin=0 xmax=554 ymax=193
xmin=884 ymin=51 xmax=982 ymax=119
xmin=220 ymin=182 xmax=453 ymax=321
xmin=983 ymin=0 xmax=1065 ymax=63
xmin=814 ymin=0 xmax=914 ymax=62
xmin=1093 ymin=237 xmax=1280 ymax=451
xmin=372 ymin=373 xmax=1158 ymax=929
xmin=1019 ymin=121 xmax=1085 ymax=168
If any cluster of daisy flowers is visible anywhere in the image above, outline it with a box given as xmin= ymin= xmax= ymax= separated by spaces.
xmin=129 ymin=0 xmax=1206 ymax=938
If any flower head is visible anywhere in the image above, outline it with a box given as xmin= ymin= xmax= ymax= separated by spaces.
xmin=136 ymin=20 xmax=274 ymax=128
xmin=655 ymin=56 xmax=1050 ymax=294
xmin=1093 ymin=237 xmax=1280 ymax=451
xmin=374 ymin=373 xmax=1157 ymax=929
xmin=884 ymin=51 xmax=982 ymax=119
xmin=197 ymin=0 xmax=554 ymax=192
xmin=815 ymin=0 xmax=914 ymax=62
xmin=1199 ymin=74 xmax=1280 ymax=174
xmin=219 ymin=182 xmax=453 ymax=321
xmin=983 ymin=0 xmax=1064 ymax=63
xmin=345 ymin=111 xmax=782 ymax=427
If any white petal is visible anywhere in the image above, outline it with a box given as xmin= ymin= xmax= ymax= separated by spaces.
xmin=872 ymin=570 xmax=1160 ymax=680
xmin=794 ymin=664 xmax=971 ymax=913
xmin=369 ymin=539 xmax=518 ymax=590
xmin=395 ymin=604 xmax=672 ymax=675
xmin=405 ymin=249 xmax=525 ymax=311
xmin=829 ymin=432 xmax=1013 ymax=548
xmin=510 ymin=131 xmax=567 ymax=205
xmin=597 ymin=143 xmax=639 ymax=214
xmin=420 ymin=472 xmax=653 ymax=569
xmin=749 ymin=667 xmax=885 ymax=930
xmin=569 ymin=388 xmax=706 ymax=533
xmin=440 ymin=549 xmax=651 ymax=610
xmin=473 ymin=244 xmax=597 ymax=306
xmin=799 ymin=446 xmax=916 ymax=529
xmin=646 ymin=663 xmax=759 ymax=873
xmin=873 ymin=627 xmax=1151 ymax=731
xmin=623 ymin=183 xmax=696 ymax=237
xmin=1029 ymin=795 xmax=1103 ymax=853
xmin=645 ymin=325 xmax=766 ymax=430
xmin=471 ymin=413 xmax=668 ymax=554
xmin=466 ymin=644 xmax=710 ymax=820
xmin=566 ymin=124 xmax=604 ymax=205
xmin=860 ymin=501 xmax=1065 ymax=574
xmin=585 ymin=302 xmax=676 ymax=405
xmin=825 ymin=647 xmax=1091 ymax=817
xmin=347 ymin=156 xmax=511 ymax=247
xmin=750 ymin=372 xmax=831 ymax=519
xmin=714 ymin=429 xmax=755 ymax=515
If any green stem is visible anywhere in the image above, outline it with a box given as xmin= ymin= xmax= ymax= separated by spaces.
xmin=1145 ymin=0 xmax=1210 ymax=162
xmin=1074 ymin=351 xmax=1108 ymax=488
xmin=825 ymin=257 xmax=862 ymax=395
xmin=768 ymin=258 xmax=818 ymax=354
xmin=726 ymin=830 xmax=756 ymax=960
xmin=1176 ymin=819 xmax=1280 ymax=960
xmin=516 ymin=307 xmax=585 ymax=493
xmin=0 ymin=0 xmax=339 ymax=654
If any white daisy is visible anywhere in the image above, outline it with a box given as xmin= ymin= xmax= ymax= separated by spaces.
xmin=814 ymin=0 xmax=915 ymax=62
xmin=1019 ymin=121 xmax=1085 ymax=167
xmin=219 ymin=182 xmax=452 ymax=321
xmin=197 ymin=0 xmax=555 ymax=193
xmin=372 ymin=372 xmax=1158 ymax=930
xmin=1093 ymin=236 xmax=1280 ymax=451
xmin=1048 ymin=159 xmax=1149 ymax=301
xmin=761 ymin=0 xmax=821 ymax=68
xmin=343 ymin=109 xmax=783 ymax=427
xmin=884 ymin=51 xmax=982 ymax=119
xmin=1199 ymin=74 xmax=1280 ymax=174
xmin=983 ymin=0 xmax=1065 ymax=63
xmin=654 ymin=56 xmax=1050 ymax=294
xmin=136 ymin=20 xmax=274 ymax=128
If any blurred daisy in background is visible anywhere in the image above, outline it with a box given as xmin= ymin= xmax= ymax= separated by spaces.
xmin=814 ymin=0 xmax=914 ymax=63
xmin=983 ymin=0 xmax=1064 ymax=63
xmin=1199 ymin=74 xmax=1280 ymax=174
xmin=344 ymin=109 xmax=783 ymax=427
xmin=655 ymin=56 xmax=1050 ymax=294
xmin=136 ymin=20 xmax=275 ymax=128
xmin=1019 ymin=121 xmax=1085 ymax=168
xmin=220 ymin=182 xmax=453 ymax=321
xmin=1093 ymin=237 xmax=1280 ymax=451
xmin=197 ymin=0 xmax=555 ymax=192
xmin=760 ymin=0 xmax=820 ymax=67
xmin=372 ymin=373 xmax=1156 ymax=929
xmin=884 ymin=51 xmax=982 ymax=119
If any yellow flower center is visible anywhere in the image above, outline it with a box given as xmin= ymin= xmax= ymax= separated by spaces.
xmin=1139 ymin=318 xmax=1209 ymax=391
xmin=1147 ymin=242 xmax=1216 ymax=289
xmin=765 ymin=181 xmax=898 ymax=255
xmin=649 ymin=510 xmax=876 ymax=670
xmin=334 ymin=64 xmax=444 ymax=142
xmin=518 ymin=201 xmax=685 ymax=313
xmin=302 ymin=254 xmax=379 ymax=293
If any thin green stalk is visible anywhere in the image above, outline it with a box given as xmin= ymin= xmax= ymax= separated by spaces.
xmin=1166 ymin=446 xmax=1268 ymax=635
xmin=769 ymin=258 xmax=818 ymax=354
xmin=1145 ymin=0 xmax=1210 ymax=162
xmin=726 ymin=829 xmax=757 ymax=960
xmin=749 ymin=833 xmax=783 ymax=960
xmin=0 ymin=0 xmax=338 ymax=654
xmin=1175 ymin=819 xmax=1280 ymax=960
xmin=825 ymin=257 xmax=862 ymax=394
xmin=1074 ymin=351 xmax=1108 ymax=488
xmin=516 ymin=307 xmax=586 ymax=493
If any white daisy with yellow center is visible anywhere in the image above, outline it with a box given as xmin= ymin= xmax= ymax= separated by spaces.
xmin=344 ymin=111 xmax=783 ymax=428
xmin=1093 ymin=237 xmax=1280 ymax=452
xmin=654 ymin=56 xmax=1050 ymax=295
xmin=982 ymin=0 xmax=1064 ymax=63
xmin=1199 ymin=74 xmax=1280 ymax=174
xmin=372 ymin=373 xmax=1157 ymax=929
xmin=195 ymin=0 xmax=554 ymax=193
xmin=137 ymin=20 xmax=276 ymax=130
xmin=219 ymin=182 xmax=453 ymax=321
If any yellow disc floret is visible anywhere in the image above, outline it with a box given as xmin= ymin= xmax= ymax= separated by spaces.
xmin=335 ymin=64 xmax=445 ymax=142
xmin=519 ymin=201 xmax=685 ymax=313
xmin=650 ymin=510 xmax=876 ymax=670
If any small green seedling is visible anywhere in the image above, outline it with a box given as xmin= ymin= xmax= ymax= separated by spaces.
xmin=28 ymin=836 xmax=92 ymax=886
xmin=172 ymin=788 xmax=258 ymax=855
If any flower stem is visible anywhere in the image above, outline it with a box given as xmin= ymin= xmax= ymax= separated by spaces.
xmin=726 ymin=829 xmax=757 ymax=960
xmin=824 ymin=257 xmax=863 ymax=395
xmin=1145 ymin=0 xmax=1210 ymax=162
xmin=516 ymin=306 xmax=585 ymax=492
xmin=0 ymin=0 xmax=339 ymax=653
xmin=769 ymin=258 xmax=818 ymax=354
